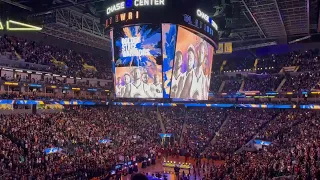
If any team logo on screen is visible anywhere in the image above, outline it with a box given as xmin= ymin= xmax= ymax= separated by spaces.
xmin=113 ymin=24 xmax=163 ymax=99
xmin=125 ymin=0 xmax=133 ymax=8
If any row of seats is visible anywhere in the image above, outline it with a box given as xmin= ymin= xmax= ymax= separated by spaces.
xmin=210 ymin=49 xmax=320 ymax=93
xmin=210 ymin=72 xmax=320 ymax=93
xmin=0 ymin=35 xmax=111 ymax=79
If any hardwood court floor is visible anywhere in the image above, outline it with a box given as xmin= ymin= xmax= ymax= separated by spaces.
xmin=122 ymin=156 xmax=224 ymax=180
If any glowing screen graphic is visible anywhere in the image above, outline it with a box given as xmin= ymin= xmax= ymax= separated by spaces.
xmin=113 ymin=24 xmax=163 ymax=98
xmin=162 ymin=24 xmax=177 ymax=98
xmin=170 ymin=26 xmax=214 ymax=100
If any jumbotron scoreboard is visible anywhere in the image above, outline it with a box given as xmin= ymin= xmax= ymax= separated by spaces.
xmin=105 ymin=0 xmax=219 ymax=101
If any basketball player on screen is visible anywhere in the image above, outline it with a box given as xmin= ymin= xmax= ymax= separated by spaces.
xmin=141 ymin=72 xmax=153 ymax=98
xmin=115 ymin=77 xmax=123 ymax=97
xmin=124 ymin=68 xmax=144 ymax=98
xmin=171 ymin=51 xmax=186 ymax=98
xmin=180 ymin=45 xmax=196 ymax=99
xmin=122 ymin=73 xmax=132 ymax=98
xmin=191 ymin=41 xmax=208 ymax=100
xmin=151 ymin=74 xmax=163 ymax=98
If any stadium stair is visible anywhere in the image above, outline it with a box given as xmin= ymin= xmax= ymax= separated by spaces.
xmin=218 ymin=81 xmax=226 ymax=93
xmin=201 ymin=112 xmax=229 ymax=153
xmin=156 ymin=107 xmax=166 ymax=134
xmin=276 ymin=77 xmax=287 ymax=92
xmin=234 ymin=112 xmax=281 ymax=154
xmin=0 ymin=132 xmax=28 ymax=155
xmin=209 ymin=114 xmax=230 ymax=147
xmin=239 ymin=79 xmax=245 ymax=91
xmin=179 ymin=112 xmax=188 ymax=146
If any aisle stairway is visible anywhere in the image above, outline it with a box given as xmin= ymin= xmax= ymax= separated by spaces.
xmin=235 ymin=112 xmax=281 ymax=153
xmin=239 ymin=80 xmax=245 ymax=91
xmin=179 ymin=112 xmax=188 ymax=146
xmin=276 ymin=78 xmax=287 ymax=92
xmin=0 ymin=132 xmax=27 ymax=155
xmin=218 ymin=81 xmax=226 ymax=93
xmin=209 ymin=114 xmax=230 ymax=146
xmin=201 ymin=112 xmax=229 ymax=152
xmin=156 ymin=106 xmax=166 ymax=134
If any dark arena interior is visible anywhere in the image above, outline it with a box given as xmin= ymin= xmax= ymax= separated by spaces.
xmin=0 ymin=0 xmax=320 ymax=179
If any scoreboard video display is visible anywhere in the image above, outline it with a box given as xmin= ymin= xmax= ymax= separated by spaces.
xmin=111 ymin=24 xmax=214 ymax=100
xmin=113 ymin=24 xmax=163 ymax=98
xmin=106 ymin=0 xmax=218 ymax=100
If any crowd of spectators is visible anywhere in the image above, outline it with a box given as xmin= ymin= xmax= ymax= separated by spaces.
xmin=209 ymin=76 xmax=223 ymax=93
xmin=213 ymin=110 xmax=320 ymax=180
xmin=2 ymin=34 xmax=320 ymax=180
xmin=209 ymin=48 xmax=320 ymax=95
xmin=0 ymin=35 xmax=111 ymax=79
xmin=243 ymin=74 xmax=283 ymax=92
xmin=221 ymin=77 xmax=242 ymax=93
xmin=206 ymin=109 xmax=277 ymax=156
xmin=0 ymin=106 xmax=319 ymax=179
xmin=181 ymin=108 xmax=227 ymax=154
xmin=0 ymin=107 xmax=162 ymax=179
xmin=158 ymin=107 xmax=185 ymax=140
xmin=3 ymin=34 xmax=320 ymax=98
xmin=281 ymin=72 xmax=320 ymax=92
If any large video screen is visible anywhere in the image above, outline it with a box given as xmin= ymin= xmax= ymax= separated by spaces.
xmin=170 ymin=26 xmax=214 ymax=100
xmin=113 ymin=24 xmax=163 ymax=98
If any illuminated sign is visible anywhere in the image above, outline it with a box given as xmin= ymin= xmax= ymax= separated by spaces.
xmin=216 ymin=42 xmax=233 ymax=54
xmin=183 ymin=14 xmax=215 ymax=36
xmin=121 ymin=37 xmax=151 ymax=57
xmin=196 ymin=9 xmax=218 ymax=31
xmin=88 ymin=88 xmax=97 ymax=92
xmin=72 ymin=88 xmax=80 ymax=91
xmin=134 ymin=0 xmax=165 ymax=6
xmin=106 ymin=11 xmax=139 ymax=28
xmin=6 ymin=20 xmax=42 ymax=31
xmin=107 ymin=2 xmax=125 ymax=15
xmin=106 ymin=0 xmax=165 ymax=15
xmin=4 ymin=82 xmax=18 ymax=86
xmin=29 ymin=84 xmax=42 ymax=88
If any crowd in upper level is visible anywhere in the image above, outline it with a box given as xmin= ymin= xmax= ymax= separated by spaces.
xmin=0 ymin=35 xmax=111 ymax=79
xmin=211 ymin=48 xmax=320 ymax=94
xmin=2 ymin=35 xmax=320 ymax=97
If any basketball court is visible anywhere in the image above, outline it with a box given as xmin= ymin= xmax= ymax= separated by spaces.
xmin=122 ymin=156 xmax=224 ymax=180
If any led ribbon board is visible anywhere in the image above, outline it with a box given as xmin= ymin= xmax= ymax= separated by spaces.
xmin=6 ymin=20 xmax=42 ymax=31
xmin=106 ymin=0 xmax=165 ymax=15
xmin=196 ymin=9 xmax=218 ymax=31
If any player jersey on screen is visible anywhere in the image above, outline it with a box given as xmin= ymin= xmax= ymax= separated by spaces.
xmin=142 ymin=83 xmax=153 ymax=98
xmin=190 ymin=69 xmax=206 ymax=100
xmin=171 ymin=72 xmax=186 ymax=98
xmin=151 ymin=83 xmax=163 ymax=98
xmin=203 ymin=75 xmax=210 ymax=100
xmin=129 ymin=82 xmax=148 ymax=98
xmin=116 ymin=85 xmax=123 ymax=97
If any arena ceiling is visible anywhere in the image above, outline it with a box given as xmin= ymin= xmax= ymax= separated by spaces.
xmin=0 ymin=0 xmax=319 ymax=52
